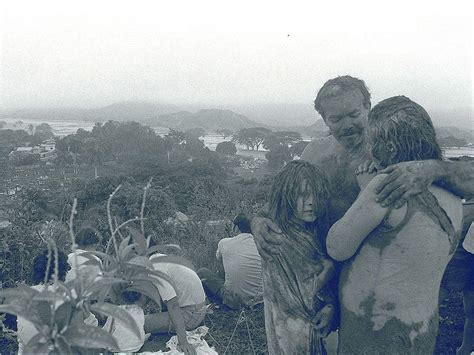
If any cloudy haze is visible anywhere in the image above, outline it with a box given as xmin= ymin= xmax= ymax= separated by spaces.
xmin=0 ymin=0 xmax=472 ymax=126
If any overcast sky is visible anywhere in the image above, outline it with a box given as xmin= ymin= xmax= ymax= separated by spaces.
xmin=1 ymin=0 xmax=473 ymax=118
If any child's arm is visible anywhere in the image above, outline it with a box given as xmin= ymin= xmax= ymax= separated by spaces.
xmin=165 ymin=297 xmax=196 ymax=355
xmin=326 ymin=174 xmax=389 ymax=261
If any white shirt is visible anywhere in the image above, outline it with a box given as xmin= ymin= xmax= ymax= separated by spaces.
xmin=65 ymin=249 xmax=102 ymax=283
xmin=149 ymin=254 xmax=205 ymax=307
xmin=217 ymin=233 xmax=263 ymax=301
xmin=103 ymin=304 xmax=145 ymax=353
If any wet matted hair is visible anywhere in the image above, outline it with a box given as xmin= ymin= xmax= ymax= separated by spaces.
xmin=368 ymin=95 xmax=442 ymax=168
xmin=314 ymin=75 xmax=371 ymax=118
xmin=268 ymin=160 xmax=331 ymax=237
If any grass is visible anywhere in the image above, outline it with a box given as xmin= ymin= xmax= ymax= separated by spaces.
xmin=141 ymin=290 xmax=465 ymax=354
xmin=141 ymin=303 xmax=268 ymax=354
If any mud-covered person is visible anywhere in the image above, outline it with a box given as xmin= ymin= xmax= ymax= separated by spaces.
xmin=326 ymin=96 xmax=463 ymax=354
xmin=250 ymin=75 xmax=474 ymax=335
xmin=252 ymin=75 xmax=473 ymax=260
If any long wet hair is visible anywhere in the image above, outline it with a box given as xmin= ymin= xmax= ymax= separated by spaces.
xmin=368 ymin=95 xmax=442 ymax=168
xmin=368 ymin=96 xmax=456 ymax=246
xmin=268 ymin=160 xmax=331 ymax=239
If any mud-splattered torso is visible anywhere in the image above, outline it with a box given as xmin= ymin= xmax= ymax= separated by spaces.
xmin=302 ymin=136 xmax=369 ymax=222
xmin=338 ymin=187 xmax=463 ymax=355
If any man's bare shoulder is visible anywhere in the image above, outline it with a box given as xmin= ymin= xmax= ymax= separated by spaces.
xmin=300 ymin=135 xmax=342 ymax=165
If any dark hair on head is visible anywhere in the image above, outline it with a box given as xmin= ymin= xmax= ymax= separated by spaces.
xmin=314 ymin=75 xmax=371 ymax=118
xmin=368 ymin=95 xmax=442 ymax=168
xmin=233 ymin=213 xmax=251 ymax=233
xmin=268 ymin=160 xmax=331 ymax=236
xmin=121 ymin=290 xmax=142 ymax=304
xmin=32 ymin=249 xmax=68 ymax=284
xmin=75 ymin=225 xmax=100 ymax=247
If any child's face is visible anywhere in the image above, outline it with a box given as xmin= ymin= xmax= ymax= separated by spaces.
xmin=294 ymin=179 xmax=317 ymax=224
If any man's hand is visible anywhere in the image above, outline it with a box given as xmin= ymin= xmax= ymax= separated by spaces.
xmin=375 ymin=161 xmax=438 ymax=208
xmin=312 ymin=304 xmax=335 ymax=338
xmin=250 ymin=217 xmax=283 ymax=261
xmin=355 ymin=159 xmax=377 ymax=176
xmin=178 ymin=340 xmax=197 ymax=355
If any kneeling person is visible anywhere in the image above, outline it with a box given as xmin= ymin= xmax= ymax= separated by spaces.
xmin=146 ymin=254 xmax=207 ymax=355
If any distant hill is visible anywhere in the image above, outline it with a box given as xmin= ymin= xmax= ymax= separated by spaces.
xmin=0 ymin=102 xmax=192 ymax=123
xmin=281 ymin=119 xmax=329 ymax=139
xmin=2 ymin=101 xmax=470 ymax=143
xmin=0 ymin=107 xmax=90 ymax=121
xmin=145 ymin=109 xmax=264 ymax=132
xmin=83 ymin=101 xmax=180 ymax=122
xmin=225 ymin=103 xmax=318 ymax=127
xmin=429 ymin=108 xmax=472 ymax=131
xmin=436 ymin=126 xmax=474 ymax=144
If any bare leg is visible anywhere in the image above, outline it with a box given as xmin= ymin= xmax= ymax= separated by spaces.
xmin=144 ymin=312 xmax=171 ymax=334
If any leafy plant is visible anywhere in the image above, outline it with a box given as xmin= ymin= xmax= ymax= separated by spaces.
xmin=0 ymin=180 xmax=174 ymax=354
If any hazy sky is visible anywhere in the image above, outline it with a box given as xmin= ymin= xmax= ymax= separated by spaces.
xmin=1 ymin=0 xmax=473 ymax=116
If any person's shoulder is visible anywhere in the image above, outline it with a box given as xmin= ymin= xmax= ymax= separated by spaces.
xmin=301 ymin=135 xmax=341 ymax=164
xmin=217 ymin=237 xmax=233 ymax=250
xmin=236 ymin=233 xmax=254 ymax=239
xmin=218 ymin=237 xmax=232 ymax=245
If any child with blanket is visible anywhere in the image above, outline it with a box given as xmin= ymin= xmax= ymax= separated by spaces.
xmin=263 ymin=160 xmax=337 ymax=354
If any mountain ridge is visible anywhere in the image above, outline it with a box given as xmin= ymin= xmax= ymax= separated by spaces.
xmin=1 ymin=101 xmax=471 ymax=139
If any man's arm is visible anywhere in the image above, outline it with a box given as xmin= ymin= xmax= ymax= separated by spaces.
xmin=326 ymin=175 xmax=389 ymax=261
xmin=166 ymin=297 xmax=196 ymax=355
xmin=375 ymin=160 xmax=474 ymax=208
xmin=250 ymin=217 xmax=283 ymax=260
xmin=215 ymin=240 xmax=222 ymax=260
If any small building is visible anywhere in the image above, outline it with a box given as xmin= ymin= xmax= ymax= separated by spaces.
xmin=8 ymin=138 xmax=56 ymax=163
xmin=40 ymin=138 xmax=56 ymax=152
xmin=40 ymin=150 xmax=57 ymax=162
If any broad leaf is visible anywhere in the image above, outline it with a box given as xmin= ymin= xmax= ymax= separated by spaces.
xmin=24 ymin=333 xmax=50 ymax=354
xmin=34 ymin=300 xmax=53 ymax=327
xmin=54 ymin=301 xmax=73 ymax=333
xmin=118 ymin=236 xmax=131 ymax=256
xmin=53 ymin=335 xmax=72 ymax=354
xmin=0 ymin=284 xmax=39 ymax=300
xmin=128 ymin=227 xmax=147 ymax=255
xmin=125 ymin=280 xmax=162 ymax=306
xmin=127 ymin=255 xmax=151 ymax=268
xmin=62 ymin=324 xmax=119 ymax=350
xmin=82 ymin=250 xmax=115 ymax=264
xmin=33 ymin=289 xmax=67 ymax=303
xmin=120 ymin=243 xmax=139 ymax=261
xmin=85 ymin=277 xmax=127 ymax=298
xmin=146 ymin=244 xmax=182 ymax=256
xmin=75 ymin=265 xmax=102 ymax=291
xmin=90 ymin=302 xmax=142 ymax=339
xmin=78 ymin=259 xmax=102 ymax=267
xmin=0 ymin=302 xmax=45 ymax=325
xmin=55 ymin=281 xmax=73 ymax=300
